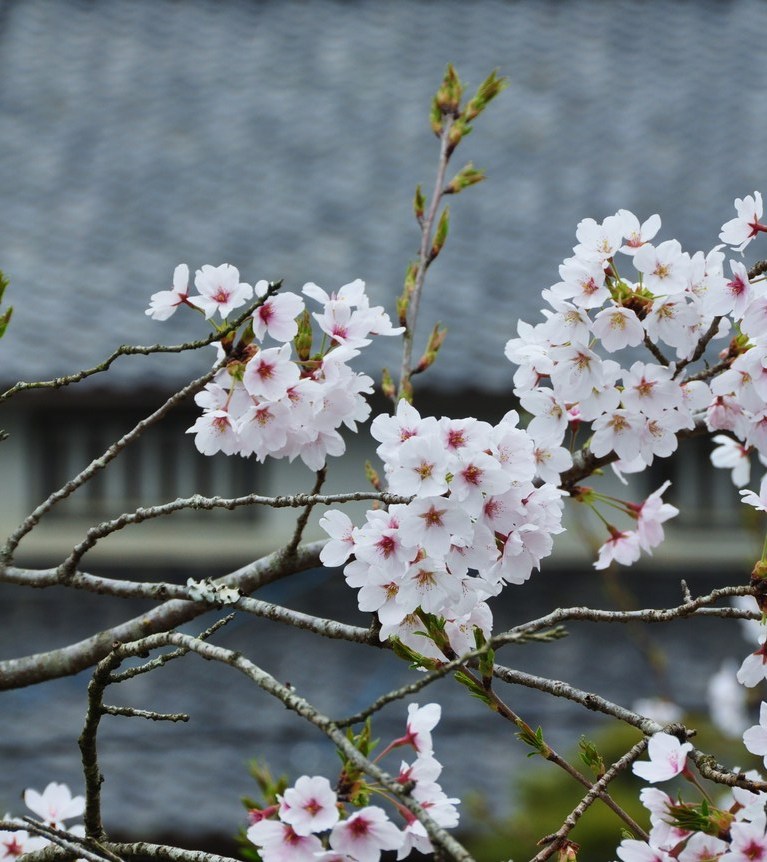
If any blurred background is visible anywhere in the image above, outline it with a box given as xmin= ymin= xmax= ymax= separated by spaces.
xmin=1 ymin=0 xmax=767 ymax=856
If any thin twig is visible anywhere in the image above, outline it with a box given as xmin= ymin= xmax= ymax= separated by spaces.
xmin=0 ymin=282 xmax=283 ymax=403
xmin=398 ymin=116 xmax=455 ymax=399
xmin=110 ymin=632 xmax=476 ymax=862
xmin=53 ymin=487 xmax=406 ymax=575
xmin=530 ymin=738 xmax=650 ymax=862
xmin=0 ymin=541 xmax=325 ymax=690
xmin=284 ymin=467 xmax=328 ymax=558
xmin=2 ymin=363 xmax=224 ymax=564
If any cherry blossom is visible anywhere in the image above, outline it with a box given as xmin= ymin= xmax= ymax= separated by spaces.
xmin=23 ymin=782 xmax=85 ymax=829
xmin=719 ymin=191 xmax=767 ymax=252
xmin=711 ymin=434 xmax=753 ymax=487
xmin=278 ymin=775 xmax=339 ymax=836
xmin=617 ymin=209 xmax=661 ymax=256
xmin=632 ymin=732 xmax=692 ymax=783
xmin=247 ymin=820 xmax=324 ymax=862
xmin=633 ymin=239 xmax=690 ymax=295
xmin=743 ymin=702 xmax=767 ymax=767
xmin=146 ymin=263 xmax=193 ymax=320
xmin=328 ymin=807 xmax=404 ymax=862
xmin=740 ymin=475 xmax=767 ymax=513
xmin=252 ymin=287 xmax=305 ymax=342
xmin=193 ymin=263 xmax=253 ymax=319
xmin=594 ymin=528 xmax=642 ymax=570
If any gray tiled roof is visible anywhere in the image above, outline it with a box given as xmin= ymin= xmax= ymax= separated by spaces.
xmin=1 ymin=0 xmax=767 ymax=393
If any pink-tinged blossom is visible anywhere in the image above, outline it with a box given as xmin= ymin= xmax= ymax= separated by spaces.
xmin=237 ymin=401 xmax=290 ymax=461
xmin=193 ymin=263 xmax=253 ymax=319
xmin=243 ymin=344 xmax=300 ymax=401
xmin=23 ymin=782 xmax=85 ymax=828
xmin=592 ymin=306 xmax=645 ymax=352
xmin=313 ymin=301 xmax=373 ymax=349
xmin=146 ymin=263 xmax=192 ymax=320
xmin=329 ymin=806 xmax=404 ymax=862
xmin=387 ymin=436 xmax=449 ymax=497
xmin=633 ymin=239 xmax=690 ymax=296
xmin=742 ymin=297 xmax=767 ymax=341
xmin=707 ymin=394 xmax=748 ymax=437
xmin=743 ymin=702 xmax=767 ymax=767
xmin=319 ymin=510 xmax=357 ymax=568
xmin=616 ymin=210 xmax=661 ymax=256
xmin=740 ymin=475 xmax=767 ymax=512
xmin=549 ymin=344 xmax=604 ymax=401
xmin=247 ymin=820 xmax=324 ymax=862
xmin=0 ymin=823 xmax=47 ymax=860
xmin=398 ymin=557 xmax=464 ymax=616
xmin=643 ymin=296 xmax=701 ymax=359
xmin=519 ymin=389 xmax=569 ymax=443
xmin=616 ymin=839 xmax=674 ymax=862
xmin=354 ymin=521 xmax=412 ymax=580
xmin=621 ymin=362 xmax=683 ymax=419
xmin=370 ymin=401 xmax=439 ymax=463
xmin=737 ymin=636 xmax=767 ymax=688
xmin=398 ymin=497 xmax=472 ymax=558
xmin=252 ymin=289 xmax=304 ymax=343
xmin=594 ymin=528 xmax=642 ymax=570
xmin=590 ymin=409 xmax=644 ymax=462
xmin=549 ymin=257 xmax=611 ymax=309
xmin=632 ymin=732 xmax=692 ymax=783
xmin=303 ymin=278 xmax=367 ymax=308
xmin=705 ymin=260 xmax=756 ymax=319
xmin=403 ymin=703 xmax=441 ymax=755
xmin=640 ymin=788 xmax=689 ymax=853
xmin=719 ymin=192 xmax=767 ymax=252
xmin=278 ymin=775 xmax=339 ymax=836
xmin=632 ymin=481 xmax=679 ymax=552
xmin=708 ymin=659 xmax=749 ymax=738
xmin=637 ymin=413 xmax=685 ymax=465
xmin=720 ymin=820 xmax=767 ymax=861
xmin=578 ymin=359 xmax=622 ymax=421
xmin=448 ymin=450 xmax=512 ymax=511
xmin=677 ymin=832 xmax=729 ymax=862
xmin=573 ymin=214 xmax=624 ymax=263
xmin=187 ymin=409 xmax=240 ymax=456
xmin=531 ymin=437 xmax=573 ymax=484
xmin=539 ymin=296 xmax=593 ymax=345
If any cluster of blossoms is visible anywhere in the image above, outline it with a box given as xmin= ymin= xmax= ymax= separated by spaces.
xmin=612 ymin=716 xmax=767 ymax=861
xmin=504 ymin=194 xmax=767 ymax=565
xmin=320 ymin=400 xmax=565 ymax=653
xmin=246 ymin=703 xmax=459 ymax=862
xmin=1 ymin=782 xmax=84 ymax=859
xmin=147 ymin=267 xmax=402 ymax=470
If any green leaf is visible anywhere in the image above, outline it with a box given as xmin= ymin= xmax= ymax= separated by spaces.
xmin=413 ymin=184 xmax=425 ymax=222
xmin=429 ymin=207 xmax=450 ymax=261
xmin=0 ymin=306 xmax=12 ymax=339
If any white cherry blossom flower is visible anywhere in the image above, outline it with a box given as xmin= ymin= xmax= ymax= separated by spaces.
xmin=278 ymin=775 xmax=339 ymax=836
xmin=616 ymin=209 xmax=661 ymax=256
xmin=594 ymin=528 xmax=642 ymax=570
xmin=252 ymin=289 xmax=304 ymax=343
xmin=146 ymin=263 xmax=192 ymax=320
xmin=592 ymin=306 xmax=645 ymax=352
xmin=633 ymin=240 xmax=690 ymax=296
xmin=632 ymin=732 xmax=692 ymax=783
xmin=740 ymin=475 xmax=767 ymax=512
xmin=193 ymin=263 xmax=253 ymax=319
xmin=247 ymin=820 xmax=323 ymax=862
xmin=23 ymin=782 xmax=85 ymax=828
xmin=329 ymin=806 xmax=403 ymax=862
xmin=719 ymin=191 xmax=767 ymax=252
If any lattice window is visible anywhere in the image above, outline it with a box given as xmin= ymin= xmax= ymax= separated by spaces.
xmin=31 ymin=404 xmax=261 ymax=520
